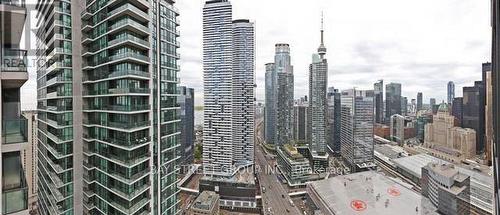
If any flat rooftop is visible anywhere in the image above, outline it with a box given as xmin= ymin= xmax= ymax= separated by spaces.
xmin=192 ymin=191 xmax=219 ymax=211
xmin=393 ymin=153 xmax=493 ymax=213
xmin=308 ymin=171 xmax=438 ymax=215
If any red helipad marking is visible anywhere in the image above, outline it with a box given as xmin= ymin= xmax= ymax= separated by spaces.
xmin=387 ymin=187 xmax=401 ymax=196
xmin=350 ymin=200 xmax=367 ymax=211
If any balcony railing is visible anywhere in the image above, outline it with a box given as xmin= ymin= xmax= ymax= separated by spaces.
xmin=83 ymin=104 xmax=150 ymax=112
xmin=1 ymin=49 xmax=27 ymax=72
xmin=2 ymin=118 xmax=28 ymax=144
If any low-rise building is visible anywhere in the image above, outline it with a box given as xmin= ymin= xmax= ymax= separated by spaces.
xmin=277 ymin=144 xmax=311 ymax=186
xmin=199 ymin=169 xmax=257 ymax=211
xmin=393 ymin=154 xmax=493 ymax=215
xmin=421 ymin=163 xmax=470 ymax=215
xmin=188 ymin=191 xmax=220 ymax=215
xmin=306 ymin=171 xmax=438 ymax=215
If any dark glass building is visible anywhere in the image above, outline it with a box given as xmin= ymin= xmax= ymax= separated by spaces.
xmin=417 ymin=92 xmax=423 ymax=111
xmin=178 ymin=86 xmax=195 ymax=166
xmin=452 ymin=97 xmax=464 ymax=126
xmin=374 ymin=80 xmax=384 ymax=124
xmin=385 ymin=83 xmax=402 ymax=123
xmin=327 ymin=87 xmax=341 ymax=155
xmin=463 ymin=81 xmax=485 ymax=154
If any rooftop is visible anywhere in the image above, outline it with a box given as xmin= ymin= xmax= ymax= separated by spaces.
xmin=192 ymin=191 xmax=219 ymax=211
xmin=308 ymin=171 xmax=438 ymax=214
xmin=393 ymin=153 xmax=493 ymax=213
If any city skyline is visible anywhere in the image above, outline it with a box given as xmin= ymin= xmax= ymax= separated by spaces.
xmin=18 ymin=0 xmax=492 ymax=108
xmin=172 ymin=0 xmax=490 ymax=106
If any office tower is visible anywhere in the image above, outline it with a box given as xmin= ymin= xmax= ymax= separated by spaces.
xmin=485 ymin=63 xmax=493 ymax=165
xmin=492 ymin=0 xmax=500 ymax=212
xmin=417 ymin=92 xmax=423 ymax=111
xmin=390 ymin=114 xmax=412 ymax=144
xmin=463 ymin=81 xmax=485 ymax=154
xmin=0 ymin=0 xmax=30 ymax=213
xmin=293 ymin=103 xmax=308 ymax=143
xmin=340 ymin=89 xmax=375 ymax=172
xmin=401 ymin=96 xmax=408 ymax=116
xmin=203 ymin=0 xmax=255 ymax=176
xmin=430 ymin=98 xmax=436 ymax=108
xmin=448 ymin=81 xmax=455 ymax=104
xmin=265 ymin=43 xmax=294 ymax=148
xmin=410 ymin=99 xmax=416 ymax=114
xmin=327 ymin=87 xmax=341 ymax=155
xmin=231 ymin=19 xmax=255 ymax=167
xmin=385 ymin=83 xmax=401 ymax=123
xmin=416 ymin=113 xmax=432 ymax=143
xmin=374 ymin=80 xmax=384 ymax=124
xmin=308 ymin=18 xmax=328 ymax=163
xmin=265 ymin=63 xmax=276 ymax=145
xmin=274 ymin=44 xmax=294 ymax=147
xmin=22 ymin=111 xmax=38 ymax=213
xmin=178 ymin=86 xmax=195 ymax=166
xmin=36 ymin=0 xmax=181 ymax=214
xmin=452 ymin=97 xmax=464 ymax=126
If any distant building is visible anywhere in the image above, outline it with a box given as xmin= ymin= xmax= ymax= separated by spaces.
xmin=327 ymin=87 xmax=341 ymax=155
xmin=189 ymin=191 xmax=220 ymax=215
xmin=452 ymin=97 xmax=464 ymax=126
xmin=308 ymin=21 xmax=329 ymax=168
xmin=386 ymin=83 xmax=402 ymax=123
xmin=307 ymin=171 xmax=439 ymax=215
xmin=448 ymin=81 xmax=456 ymax=104
xmin=276 ymin=144 xmax=311 ymax=186
xmin=293 ymin=104 xmax=308 ymax=143
xmin=390 ymin=114 xmax=414 ymax=144
xmin=274 ymin=44 xmax=295 ymax=147
xmin=430 ymin=98 xmax=437 ymax=108
xmin=416 ymin=112 xmax=433 ymax=143
xmin=374 ymin=80 xmax=384 ymax=124
xmin=265 ymin=63 xmax=277 ymax=145
xmin=463 ymin=81 xmax=485 ymax=154
xmin=374 ymin=124 xmax=391 ymax=139
xmin=424 ymin=103 xmax=476 ymax=162
xmin=401 ymin=96 xmax=408 ymax=116
xmin=178 ymin=86 xmax=195 ymax=166
xmin=421 ymin=163 xmax=470 ymax=215
xmin=417 ymin=92 xmax=423 ymax=111
xmin=340 ymin=89 xmax=376 ymax=172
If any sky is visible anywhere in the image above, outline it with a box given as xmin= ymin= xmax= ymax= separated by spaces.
xmin=175 ymin=0 xmax=492 ymax=106
xmin=20 ymin=0 xmax=492 ymax=109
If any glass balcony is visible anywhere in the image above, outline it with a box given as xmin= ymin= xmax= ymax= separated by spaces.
xmin=1 ymin=49 xmax=27 ymax=72
xmin=83 ymin=104 xmax=150 ymax=112
xmin=83 ymin=88 xmax=149 ymax=96
xmin=2 ymin=118 xmax=27 ymax=144
xmin=108 ymin=35 xmax=149 ymax=47
xmin=110 ymin=19 xmax=149 ymax=33
xmin=2 ymin=152 xmax=28 ymax=214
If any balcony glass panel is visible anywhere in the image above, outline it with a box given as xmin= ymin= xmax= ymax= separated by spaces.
xmin=2 ymin=118 xmax=27 ymax=144
xmin=1 ymin=49 xmax=27 ymax=72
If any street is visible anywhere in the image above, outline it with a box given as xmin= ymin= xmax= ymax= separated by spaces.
xmin=255 ymin=118 xmax=302 ymax=215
